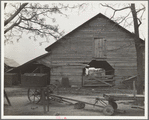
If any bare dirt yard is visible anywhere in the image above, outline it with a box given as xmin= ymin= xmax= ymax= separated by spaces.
xmin=3 ymin=86 xmax=145 ymax=118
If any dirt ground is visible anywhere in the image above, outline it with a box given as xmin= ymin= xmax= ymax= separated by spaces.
xmin=3 ymin=87 xmax=145 ymax=118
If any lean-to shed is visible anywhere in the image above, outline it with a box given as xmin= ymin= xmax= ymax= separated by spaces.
xmin=9 ymin=13 xmax=145 ymax=87
xmin=4 ymin=57 xmax=20 ymax=86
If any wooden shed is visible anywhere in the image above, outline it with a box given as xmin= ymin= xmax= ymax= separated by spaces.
xmin=7 ymin=53 xmax=51 ymax=85
xmin=4 ymin=57 xmax=20 ymax=86
xmin=9 ymin=13 xmax=145 ymax=87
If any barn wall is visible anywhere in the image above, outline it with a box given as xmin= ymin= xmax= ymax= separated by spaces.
xmin=38 ymin=15 xmax=137 ymax=87
xmin=50 ymin=65 xmax=83 ymax=86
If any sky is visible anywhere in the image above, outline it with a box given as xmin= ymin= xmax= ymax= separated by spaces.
xmin=3 ymin=1 xmax=148 ymax=65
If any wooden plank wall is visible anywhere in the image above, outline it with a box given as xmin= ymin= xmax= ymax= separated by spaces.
xmin=50 ymin=65 xmax=83 ymax=86
xmin=38 ymin=16 xmax=137 ymax=87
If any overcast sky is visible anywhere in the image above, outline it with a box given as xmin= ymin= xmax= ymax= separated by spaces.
xmin=3 ymin=1 xmax=148 ymax=65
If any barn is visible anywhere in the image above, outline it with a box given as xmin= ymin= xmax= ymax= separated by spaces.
xmin=8 ymin=13 xmax=145 ymax=88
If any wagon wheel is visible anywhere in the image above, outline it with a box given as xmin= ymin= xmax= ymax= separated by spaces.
xmin=74 ymin=102 xmax=85 ymax=109
xmin=28 ymin=88 xmax=41 ymax=104
xmin=80 ymin=102 xmax=85 ymax=109
xmin=103 ymin=105 xmax=114 ymax=116
xmin=109 ymin=101 xmax=118 ymax=110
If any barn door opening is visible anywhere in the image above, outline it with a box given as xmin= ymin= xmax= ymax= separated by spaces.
xmin=83 ymin=60 xmax=115 ymax=87
xmin=93 ymin=38 xmax=107 ymax=58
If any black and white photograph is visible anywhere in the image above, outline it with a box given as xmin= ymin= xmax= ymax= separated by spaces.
xmin=2 ymin=1 xmax=148 ymax=119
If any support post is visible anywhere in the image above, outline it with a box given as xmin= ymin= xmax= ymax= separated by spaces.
xmin=133 ymin=80 xmax=136 ymax=98
xmin=47 ymin=88 xmax=49 ymax=112
xmin=4 ymin=89 xmax=11 ymax=106
xmin=41 ymin=88 xmax=46 ymax=113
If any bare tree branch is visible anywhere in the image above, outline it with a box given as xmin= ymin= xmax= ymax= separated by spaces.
xmin=100 ymin=3 xmax=130 ymax=19
xmin=4 ymin=3 xmax=93 ymax=44
xmin=111 ymin=10 xmax=116 ymax=19
xmin=100 ymin=3 xmax=130 ymax=11
xmin=136 ymin=4 xmax=145 ymax=13
xmin=4 ymin=3 xmax=7 ymax=9
xmin=4 ymin=17 xmax=22 ymax=34
xmin=117 ymin=11 xmax=131 ymax=24
xmin=4 ymin=3 xmax=28 ymax=26
xmin=17 ymin=25 xmax=59 ymax=39
xmin=137 ymin=18 xmax=142 ymax=27
xmin=139 ymin=9 xmax=145 ymax=21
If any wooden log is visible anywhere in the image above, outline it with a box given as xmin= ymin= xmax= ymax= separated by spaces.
xmin=84 ymin=79 xmax=115 ymax=82
xmin=83 ymin=83 xmax=114 ymax=87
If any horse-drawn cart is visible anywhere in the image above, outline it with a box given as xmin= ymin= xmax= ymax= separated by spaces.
xmin=21 ymin=73 xmax=54 ymax=112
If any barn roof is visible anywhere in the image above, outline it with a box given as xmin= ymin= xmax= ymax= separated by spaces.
xmin=8 ymin=13 xmax=145 ymax=73
xmin=45 ymin=13 xmax=144 ymax=52
xmin=7 ymin=52 xmax=50 ymax=72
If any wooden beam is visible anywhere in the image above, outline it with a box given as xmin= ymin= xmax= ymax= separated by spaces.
xmin=4 ymin=89 xmax=11 ymax=106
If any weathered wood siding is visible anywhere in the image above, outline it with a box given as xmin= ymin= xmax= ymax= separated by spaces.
xmin=38 ymin=15 xmax=137 ymax=87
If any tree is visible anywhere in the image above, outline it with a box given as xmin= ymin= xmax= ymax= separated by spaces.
xmin=101 ymin=3 xmax=145 ymax=94
xmin=130 ymin=4 xmax=145 ymax=95
xmin=4 ymin=2 xmax=85 ymax=44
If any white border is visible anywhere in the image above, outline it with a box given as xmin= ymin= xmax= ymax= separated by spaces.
xmin=2 ymin=1 xmax=148 ymax=119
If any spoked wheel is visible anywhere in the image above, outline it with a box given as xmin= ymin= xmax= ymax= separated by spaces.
xmin=109 ymin=101 xmax=118 ymax=110
xmin=74 ymin=102 xmax=85 ymax=109
xmin=28 ymin=88 xmax=41 ymax=104
xmin=103 ymin=105 xmax=114 ymax=116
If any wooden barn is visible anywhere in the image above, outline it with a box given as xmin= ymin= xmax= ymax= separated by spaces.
xmin=8 ymin=13 xmax=145 ymax=87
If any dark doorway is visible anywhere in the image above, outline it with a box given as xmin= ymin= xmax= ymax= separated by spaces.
xmin=82 ymin=60 xmax=115 ymax=87
xmin=88 ymin=60 xmax=114 ymax=75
